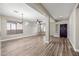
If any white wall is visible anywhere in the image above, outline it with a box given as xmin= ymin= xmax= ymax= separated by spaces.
xmin=76 ymin=8 xmax=79 ymax=51
xmin=68 ymin=8 xmax=76 ymax=51
xmin=0 ymin=16 xmax=1 ymax=36
xmin=44 ymin=16 xmax=50 ymax=43
xmin=23 ymin=21 xmax=38 ymax=36
xmin=68 ymin=4 xmax=79 ymax=52
xmin=50 ymin=18 xmax=55 ymax=36
xmin=0 ymin=16 xmax=38 ymax=41
xmin=54 ymin=20 xmax=68 ymax=37
xmin=0 ymin=16 xmax=1 ymax=55
xmin=0 ymin=16 xmax=1 ymax=39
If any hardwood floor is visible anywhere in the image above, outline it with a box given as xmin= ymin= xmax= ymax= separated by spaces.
xmin=1 ymin=35 xmax=79 ymax=56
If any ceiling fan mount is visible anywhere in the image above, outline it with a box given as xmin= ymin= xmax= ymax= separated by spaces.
xmin=36 ymin=19 xmax=42 ymax=23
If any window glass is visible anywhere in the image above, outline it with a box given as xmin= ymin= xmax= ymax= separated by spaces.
xmin=11 ymin=23 xmax=16 ymax=30
xmin=7 ymin=23 xmax=11 ymax=30
xmin=7 ymin=21 xmax=23 ymax=35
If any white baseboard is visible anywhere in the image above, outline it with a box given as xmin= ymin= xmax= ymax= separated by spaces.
xmin=1 ymin=36 xmax=24 ymax=42
xmin=73 ymin=47 xmax=79 ymax=52
xmin=68 ymin=39 xmax=75 ymax=50
xmin=53 ymin=35 xmax=59 ymax=37
xmin=68 ymin=39 xmax=79 ymax=52
xmin=72 ymin=47 xmax=79 ymax=52
xmin=75 ymin=49 xmax=79 ymax=52
xmin=1 ymin=34 xmax=37 ymax=42
xmin=44 ymin=41 xmax=49 ymax=43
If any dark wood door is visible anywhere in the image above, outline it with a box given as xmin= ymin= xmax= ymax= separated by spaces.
xmin=60 ymin=24 xmax=67 ymax=38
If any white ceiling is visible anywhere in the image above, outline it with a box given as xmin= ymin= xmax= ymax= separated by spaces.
xmin=0 ymin=3 xmax=76 ymax=22
xmin=42 ymin=3 xmax=76 ymax=20
xmin=0 ymin=3 xmax=46 ymax=22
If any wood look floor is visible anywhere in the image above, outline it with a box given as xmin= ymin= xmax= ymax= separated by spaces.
xmin=1 ymin=35 xmax=79 ymax=56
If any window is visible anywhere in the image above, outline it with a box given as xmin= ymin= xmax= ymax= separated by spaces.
xmin=11 ymin=23 xmax=16 ymax=30
xmin=7 ymin=23 xmax=11 ymax=30
xmin=41 ymin=25 xmax=45 ymax=32
xmin=7 ymin=21 xmax=23 ymax=35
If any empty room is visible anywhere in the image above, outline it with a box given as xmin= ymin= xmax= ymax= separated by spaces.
xmin=0 ymin=3 xmax=79 ymax=56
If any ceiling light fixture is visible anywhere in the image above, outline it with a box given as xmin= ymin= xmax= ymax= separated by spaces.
xmin=14 ymin=10 xmax=19 ymax=13
xmin=59 ymin=16 xmax=63 ymax=17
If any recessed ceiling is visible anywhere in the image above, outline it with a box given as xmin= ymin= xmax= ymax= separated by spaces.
xmin=42 ymin=3 xmax=76 ymax=21
xmin=0 ymin=3 xmax=46 ymax=22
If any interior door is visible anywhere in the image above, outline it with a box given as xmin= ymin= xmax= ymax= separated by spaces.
xmin=60 ymin=24 xmax=67 ymax=38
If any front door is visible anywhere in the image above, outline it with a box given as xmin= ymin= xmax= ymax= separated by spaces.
xmin=60 ymin=24 xmax=67 ymax=38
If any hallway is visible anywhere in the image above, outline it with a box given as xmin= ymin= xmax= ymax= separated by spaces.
xmin=0 ymin=3 xmax=79 ymax=56
xmin=1 ymin=35 xmax=78 ymax=56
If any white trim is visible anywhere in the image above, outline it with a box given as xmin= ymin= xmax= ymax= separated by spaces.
xmin=1 ymin=36 xmax=25 ymax=42
xmin=44 ymin=41 xmax=49 ymax=43
xmin=68 ymin=38 xmax=79 ymax=52
xmin=75 ymin=49 xmax=79 ymax=52
xmin=1 ymin=34 xmax=37 ymax=42
xmin=68 ymin=38 xmax=75 ymax=50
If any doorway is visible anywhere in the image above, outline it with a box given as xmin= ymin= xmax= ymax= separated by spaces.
xmin=60 ymin=24 xmax=67 ymax=38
